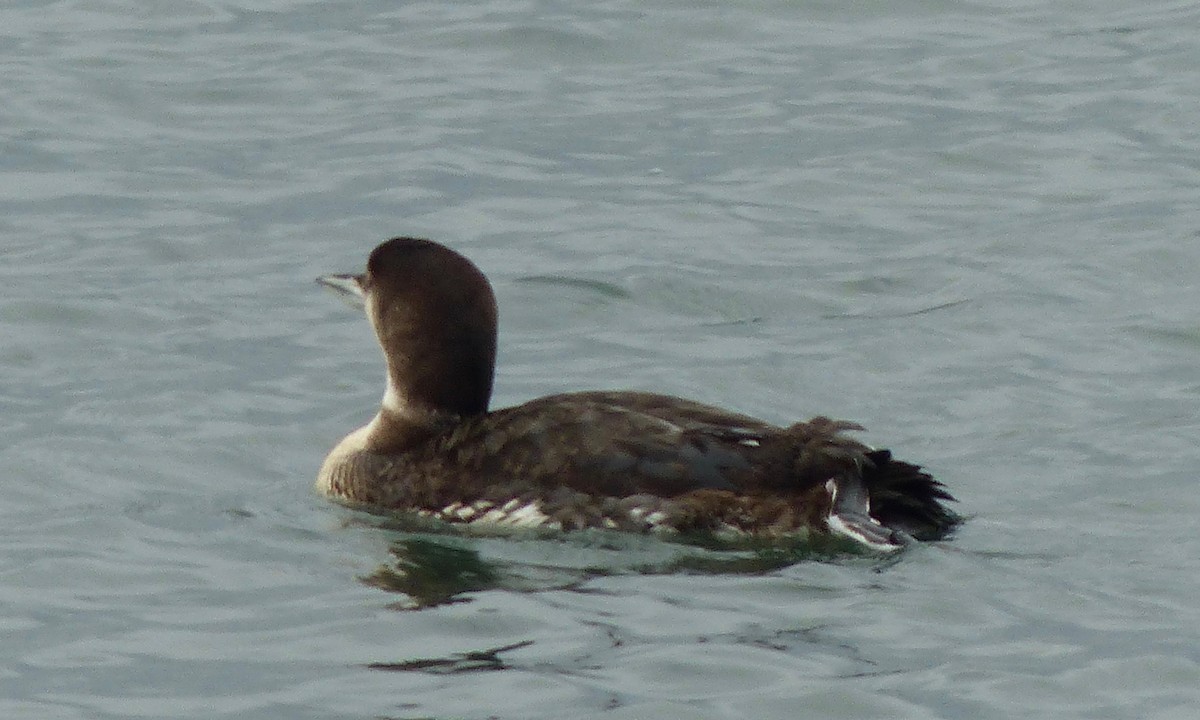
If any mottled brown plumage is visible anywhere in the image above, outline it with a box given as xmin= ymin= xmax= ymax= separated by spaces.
xmin=316 ymin=237 xmax=959 ymax=550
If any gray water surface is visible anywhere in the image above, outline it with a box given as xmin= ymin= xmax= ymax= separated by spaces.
xmin=3 ymin=1 xmax=1199 ymax=718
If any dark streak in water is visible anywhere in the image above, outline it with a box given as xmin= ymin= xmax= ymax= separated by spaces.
xmin=825 ymin=298 xmax=970 ymax=320
xmin=514 ymin=275 xmax=632 ymax=300
xmin=367 ymin=640 xmax=535 ymax=674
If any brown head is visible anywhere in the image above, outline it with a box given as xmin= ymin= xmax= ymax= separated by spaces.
xmin=320 ymin=237 xmax=498 ymax=435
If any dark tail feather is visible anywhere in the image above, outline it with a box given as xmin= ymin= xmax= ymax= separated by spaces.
xmin=863 ymin=449 xmax=960 ymax=541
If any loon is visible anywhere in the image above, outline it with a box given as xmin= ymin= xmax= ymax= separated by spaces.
xmin=316 ymin=237 xmax=959 ymax=551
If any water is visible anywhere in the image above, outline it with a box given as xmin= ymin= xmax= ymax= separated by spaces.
xmin=3 ymin=1 xmax=1198 ymax=718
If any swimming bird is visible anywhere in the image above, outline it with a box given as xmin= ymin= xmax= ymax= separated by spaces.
xmin=316 ymin=237 xmax=958 ymax=551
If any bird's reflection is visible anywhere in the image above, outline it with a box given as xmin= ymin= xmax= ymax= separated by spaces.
xmin=359 ymin=528 xmax=898 ymax=610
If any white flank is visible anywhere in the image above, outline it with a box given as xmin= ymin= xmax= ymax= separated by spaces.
xmin=456 ymin=500 xmax=556 ymax=529
xmin=503 ymin=502 xmax=552 ymax=527
xmin=645 ymin=511 xmax=668 ymax=527
xmin=477 ymin=508 xmax=509 ymax=524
